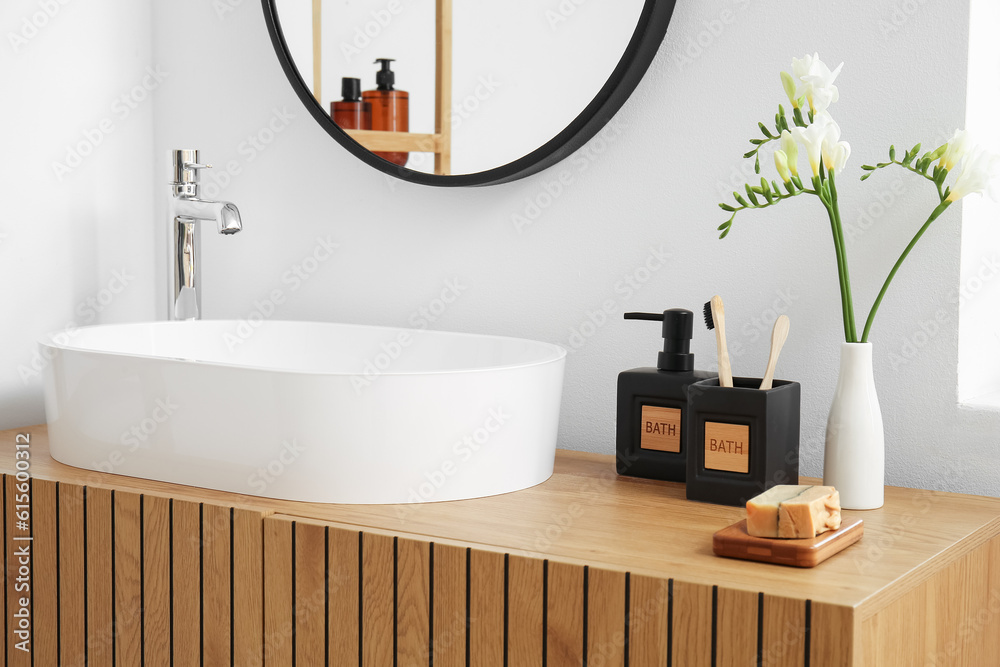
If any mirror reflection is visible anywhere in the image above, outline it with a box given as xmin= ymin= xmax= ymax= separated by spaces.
xmin=274 ymin=0 xmax=646 ymax=176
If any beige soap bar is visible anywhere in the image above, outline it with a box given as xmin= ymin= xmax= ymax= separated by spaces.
xmin=746 ymin=485 xmax=842 ymax=539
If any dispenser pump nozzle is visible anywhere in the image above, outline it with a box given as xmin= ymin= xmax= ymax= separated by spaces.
xmin=624 ymin=309 xmax=695 ymax=371
xmin=374 ymin=58 xmax=396 ymax=90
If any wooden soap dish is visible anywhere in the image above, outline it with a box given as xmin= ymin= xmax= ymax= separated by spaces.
xmin=713 ymin=517 xmax=864 ymax=568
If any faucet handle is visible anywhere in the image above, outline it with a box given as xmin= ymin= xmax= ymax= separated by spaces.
xmin=171 ymin=149 xmax=213 ymax=184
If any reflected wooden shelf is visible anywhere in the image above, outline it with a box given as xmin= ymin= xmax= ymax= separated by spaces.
xmin=4 ymin=423 xmax=1000 ymax=666
xmin=342 ymin=129 xmax=444 ymax=154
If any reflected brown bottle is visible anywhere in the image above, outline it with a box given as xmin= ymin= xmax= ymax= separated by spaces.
xmin=331 ymin=78 xmax=371 ymax=131
xmin=362 ymin=58 xmax=409 ymax=167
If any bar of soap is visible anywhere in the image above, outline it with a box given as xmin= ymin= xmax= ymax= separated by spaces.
xmin=746 ymin=485 xmax=842 ymax=539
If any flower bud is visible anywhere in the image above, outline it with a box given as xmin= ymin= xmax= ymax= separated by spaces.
xmin=774 ymin=150 xmax=792 ymax=183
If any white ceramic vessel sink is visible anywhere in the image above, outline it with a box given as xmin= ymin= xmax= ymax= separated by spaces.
xmin=41 ymin=321 xmax=565 ymax=503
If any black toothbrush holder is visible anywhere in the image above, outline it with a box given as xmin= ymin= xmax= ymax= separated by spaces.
xmin=684 ymin=377 xmax=801 ymax=507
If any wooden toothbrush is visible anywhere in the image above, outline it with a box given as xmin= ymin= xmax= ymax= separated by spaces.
xmin=759 ymin=315 xmax=790 ymax=390
xmin=703 ymin=295 xmax=733 ymax=388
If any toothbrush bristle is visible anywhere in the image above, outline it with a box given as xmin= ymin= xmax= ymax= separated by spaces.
xmin=703 ymin=301 xmax=715 ymax=330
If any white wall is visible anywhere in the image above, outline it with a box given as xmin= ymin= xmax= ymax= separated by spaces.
xmin=6 ymin=0 xmax=998 ymax=497
xmin=1 ymin=0 xmax=157 ymax=428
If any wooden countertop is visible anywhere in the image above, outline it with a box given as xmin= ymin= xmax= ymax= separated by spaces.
xmin=4 ymin=424 xmax=999 ymax=612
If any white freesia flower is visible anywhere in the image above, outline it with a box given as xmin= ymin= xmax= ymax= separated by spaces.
xmin=791 ymin=53 xmax=844 ymax=115
xmin=939 ymin=129 xmax=972 ymax=171
xmin=780 ymin=71 xmax=798 ymax=108
xmin=774 ymin=150 xmax=792 ymax=183
xmin=946 ymin=147 xmax=1000 ymax=201
xmin=779 ymin=130 xmax=799 ymax=177
xmin=824 ymin=141 xmax=851 ymax=174
xmin=792 ymin=113 xmax=840 ymax=177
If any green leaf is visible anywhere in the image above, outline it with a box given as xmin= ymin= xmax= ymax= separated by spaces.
xmin=926 ymin=143 xmax=947 ymax=161
xmin=743 ymin=150 xmax=757 ymax=159
xmin=942 ymin=186 xmax=951 ymax=200
xmin=861 ymin=164 xmax=876 ymax=171
xmin=860 ymin=173 xmax=871 ymax=181
xmin=755 ymin=155 xmax=760 ymax=174
xmin=784 ymin=180 xmax=796 ymax=194
xmin=749 ymin=138 xmax=764 ymax=145
xmin=772 ymin=179 xmax=782 ymax=194
xmin=719 ymin=203 xmax=736 ymax=212
xmin=911 ymin=142 xmax=922 ymax=157
xmin=734 ymin=192 xmax=749 ymax=207
xmin=717 ymin=221 xmax=731 ymax=231
xmin=719 ymin=227 xmax=731 ymax=239
xmin=876 ymin=162 xmax=889 ymax=168
xmin=758 ymin=122 xmax=774 ymax=138
xmin=746 ymin=184 xmax=760 ymax=205
xmin=889 ymin=145 xmax=896 ymax=161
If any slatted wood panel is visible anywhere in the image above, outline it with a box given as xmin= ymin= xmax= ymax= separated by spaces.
xmin=672 ymin=580 xmax=714 ymax=667
xmin=716 ymin=587 xmax=758 ymax=667
xmin=588 ymin=567 xmax=626 ymax=667
xmin=12 ymin=475 xmax=1000 ymax=667
xmin=629 ymin=574 xmax=671 ymax=667
xmin=432 ymin=543 xmax=467 ymax=667
xmin=547 ymin=561 xmax=584 ymax=666
xmin=362 ymin=532 xmax=394 ymax=667
xmin=87 ymin=486 xmax=113 ymax=667
xmin=396 ymin=537 xmax=430 ymax=665
xmin=114 ymin=490 xmax=142 ymax=667
xmin=234 ymin=507 xmax=264 ymax=667
xmin=508 ymin=554 xmax=544 ymax=667
xmin=469 ymin=549 xmax=504 ymax=666
xmin=328 ymin=527 xmax=360 ymax=665
xmin=58 ymin=481 xmax=86 ymax=666
xmin=203 ymin=503 xmax=232 ymax=666
xmin=264 ymin=517 xmax=293 ymax=667
xmin=295 ymin=520 xmax=328 ymax=666
xmin=172 ymin=499 xmax=201 ymax=666
xmin=143 ymin=494 xmax=171 ymax=667
xmin=762 ymin=595 xmax=807 ymax=667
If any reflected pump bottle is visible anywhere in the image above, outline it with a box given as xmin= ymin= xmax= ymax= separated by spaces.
xmin=331 ymin=77 xmax=371 ymax=131
xmin=616 ymin=309 xmax=717 ymax=482
xmin=363 ymin=58 xmax=409 ymax=167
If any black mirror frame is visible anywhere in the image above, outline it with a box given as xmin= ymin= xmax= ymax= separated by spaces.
xmin=261 ymin=0 xmax=676 ymax=187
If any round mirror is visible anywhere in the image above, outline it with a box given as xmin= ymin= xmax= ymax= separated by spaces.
xmin=262 ymin=0 xmax=676 ymax=186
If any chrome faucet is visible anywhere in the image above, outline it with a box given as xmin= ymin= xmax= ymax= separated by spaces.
xmin=168 ymin=149 xmax=242 ymax=320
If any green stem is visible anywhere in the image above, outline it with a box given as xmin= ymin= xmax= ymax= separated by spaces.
xmin=822 ymin=201 xmax=852 ymax=342
xmin=829 ymin=172 xmax=858 ymax=341
xmin=860 ymin=200 xmax=952 ymax=342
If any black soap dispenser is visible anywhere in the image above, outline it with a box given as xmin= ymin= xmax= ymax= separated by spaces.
xmin=616 ymin=309 xmax=717 ymax=482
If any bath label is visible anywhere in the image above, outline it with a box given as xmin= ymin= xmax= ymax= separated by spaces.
xmin=704 ymin=422 xmax=750 ymax=473
xmin=640 ymin=406 xmax=682 ymax=453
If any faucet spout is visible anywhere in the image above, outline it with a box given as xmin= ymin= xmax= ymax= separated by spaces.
xmin=167 ymin=149 xmax=243 ymax=321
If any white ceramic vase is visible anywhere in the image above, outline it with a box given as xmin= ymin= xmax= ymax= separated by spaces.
xmin=823 ymin=342 xmax=885 ymax=509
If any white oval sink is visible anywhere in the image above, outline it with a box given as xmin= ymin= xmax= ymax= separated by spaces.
xmin=41 ymin=321 xmax=566 ymax=503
